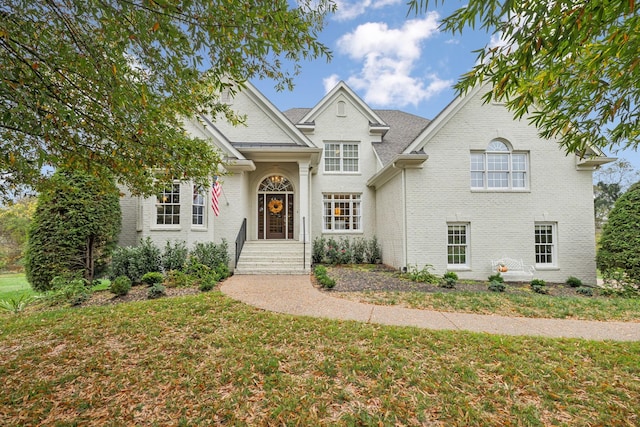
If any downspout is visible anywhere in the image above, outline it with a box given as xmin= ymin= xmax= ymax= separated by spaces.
xmin=402 ymin=168 xmax=408 ymax=270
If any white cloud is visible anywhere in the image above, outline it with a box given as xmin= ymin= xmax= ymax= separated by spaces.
xmin=323 ymin=74 xmax=341 ymax=93
xmin=334 ymin=0 xmax=402 ymax=21
xmin=332 ymin=13 xmax=452 ymax=107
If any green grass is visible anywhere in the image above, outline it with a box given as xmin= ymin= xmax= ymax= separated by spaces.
xmin=0 ymin=291 xmax=638 ymax=426
xmin=0 ymin=274 xmax=110 ymax=300
xmin=339 ymin=290 xmax=640 ymax=322
xmin=0 ymin=273 xmax=35 ymax=300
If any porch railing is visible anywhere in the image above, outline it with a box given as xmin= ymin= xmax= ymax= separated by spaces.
xmin=235 ymin=218 xmax=247 ymax=265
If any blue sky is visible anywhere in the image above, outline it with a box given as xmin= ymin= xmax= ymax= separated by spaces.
xmin=251 ymin=0 xmax=640 ymax=172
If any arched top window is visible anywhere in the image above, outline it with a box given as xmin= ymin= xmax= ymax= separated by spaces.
xmin=470 ymin=140 xmax=528 ymax=190
xmin=259 ymin=175 xmax=293 ymax=192
xmin=486 ymin=139 xmax=509 ymax=152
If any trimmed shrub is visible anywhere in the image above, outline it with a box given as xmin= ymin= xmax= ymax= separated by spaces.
xmin=199 ymin=276 xmax=217 ymax=292
xmin=314 ymin=265 xmax=336 ymax=289
xmin=351 ymin=238 xmax=367 ymax=264
xmin=215 ymin=262 xmax=231 ymax=280
xmin=162 ymin=241 xmax=188 ymax=272
xmin=164 ymin=270 xmax=192 ymax=288
xmin=488 ymin=273 xmax=504 ymax=283
xmin=367 ymin=236 xmax=382 ymax=264
xmin=42 ymin=275 xmax=92 ymax=306
xmin=191 ymin=240 xmax=229 ymax=270
xmin=338 ymin=237 xmax=353 ymax=264
xmin=141 ymin=272 xmax=163 ymax=286
xmin=109 ymin=238 xmax=161 ymax=284
xmin=147 ymin=283 xmax=166 ymax=299
xmin=597 ymin=182 xmax=640 ymax=283
xmin=110 ymin=276 xmax=132 ymax=296
xmin=312 ymin=236 xmax=382 ymax=266
xmin=565 ymin=276 xmax=583 ymax=288
xmin=135 ymin=238 xmax=162 ymax=277
xmin=25 ymin=170 xmax=121 ymax=291
xmin=576 ymin=286 xmax=594 ymax=297
xmin=441 ymin=271 xmax=458 ymax=289
xmin=599 ymin=269 xmax=639 ymax=298
xmin=530 ymin=279 xmax=548 ymax=294
xmin=312 ymin=237 xmax=326 ymax=264
xmin=325 ymin=237 xmax=339 ymax=264
xmin=488 ymin=280 xmax=506 ymax=292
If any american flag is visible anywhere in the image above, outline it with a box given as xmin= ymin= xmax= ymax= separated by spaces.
xmin=211 ymin=179 xmax=222 ymax=216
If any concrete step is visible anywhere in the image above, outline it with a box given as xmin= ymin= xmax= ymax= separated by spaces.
xmin=235 ymin=241 xmax=311 ymax=275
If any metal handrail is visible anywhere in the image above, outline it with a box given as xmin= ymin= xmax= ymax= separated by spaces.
xmin=302 ymin=216 xmax=306 ymax=270
xmin=235 ymin=218 xmax=247 ymax=265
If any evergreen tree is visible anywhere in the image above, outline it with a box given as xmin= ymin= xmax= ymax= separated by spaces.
xmin=25 ymin=170 xmax=121 ymax=291
xmin=597 ymin=182 xmax=640 ymax=283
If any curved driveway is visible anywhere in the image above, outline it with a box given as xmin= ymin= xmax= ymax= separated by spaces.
xmin=220 ymin=275 xmax=640 ymax=342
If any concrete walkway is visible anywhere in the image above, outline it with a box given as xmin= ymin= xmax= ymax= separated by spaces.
xmin=220 ymin=275 xmax=640 ymax=342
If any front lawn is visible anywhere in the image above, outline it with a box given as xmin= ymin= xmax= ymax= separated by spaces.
xmin=336 ymin=289 xmax=640 ymax=322
xmin=1 ymin=291 xmax=639 ymax=426
xmin=326 ymin=265 xmax=640 ymax=322
xmin=0 ymin=273 xmax=35 ymax=300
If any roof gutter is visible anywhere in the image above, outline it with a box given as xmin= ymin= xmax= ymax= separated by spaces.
xmin=366 ymin=153 xmax=429 ymax=190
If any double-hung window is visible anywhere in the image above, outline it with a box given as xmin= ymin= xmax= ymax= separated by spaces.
xmin=447 ymin=223 xmax=469 ymax=267
xmin=192 ymin=185 xmax=205 ymax=226
xmin=324 ymin=142 xmax=359 ymax=173
xmin=471 ymin=140 xmax=528 ymax=190
xmin=157 ymin=183 xmax=180 ymax=225
xmin=323 ymin=194 xmax=361 ymax=231
xmin=535 ymin=223 xmax=557 ymax=267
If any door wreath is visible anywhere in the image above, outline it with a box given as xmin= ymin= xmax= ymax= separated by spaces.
xmin=268 ymin=198 xmax=284 ymax=214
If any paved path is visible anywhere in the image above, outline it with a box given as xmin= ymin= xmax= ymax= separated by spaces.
xmin=220 ymin=275 xmax=640 ymax=342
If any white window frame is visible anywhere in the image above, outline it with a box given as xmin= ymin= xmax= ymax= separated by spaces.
xmin=192 ymin=185 xmax=206 ymax=227
xmin=324 ymin=142 xmax=359 ymax=173
xmin=323 ymin=194 xmax=362 ymax=232
xmin=535 ymin=222 xmax=557 ymax=268
xmin=471 ymin=140 xmax=528 ymax=191
xmin=156 ymin=182 xmax=181 ymax=226
xmin=447 ymin=223 xmax=470 ymax=269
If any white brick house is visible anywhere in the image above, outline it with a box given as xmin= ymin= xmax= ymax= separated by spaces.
xmin=118 ymin=81 xmax=611 ymax=284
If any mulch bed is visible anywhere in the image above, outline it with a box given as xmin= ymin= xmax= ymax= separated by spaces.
xmin=82 ymin=285 xmax=202 ymax=307
xmin=324 ymin=264 xmax=589 ymax=298
xmin=81 ymin=264 xmax=588 ymax=309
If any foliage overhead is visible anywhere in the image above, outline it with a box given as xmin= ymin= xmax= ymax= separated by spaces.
xmin=24 ymin=170 xmax=121 ymax=291
xmin=597 ymin=182 xmax=640 ymax=283
xmin=409 ymin=0 xmax=639 ymax=156
xmin=0 ymin=0 xmax=334 ymax=200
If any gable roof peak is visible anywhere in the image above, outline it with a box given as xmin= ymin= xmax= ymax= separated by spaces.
xmin=300 ymin=81 xmax=388 ymax=127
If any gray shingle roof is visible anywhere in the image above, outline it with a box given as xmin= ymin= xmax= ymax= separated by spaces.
xmin=373 ymin=110 xmax=431 ymax=165
xmin=283 ymin=108 xmax=431 ymax=166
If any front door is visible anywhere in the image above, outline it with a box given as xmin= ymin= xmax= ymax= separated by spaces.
xmin=258 ymin=176 xmax=295 ymax=240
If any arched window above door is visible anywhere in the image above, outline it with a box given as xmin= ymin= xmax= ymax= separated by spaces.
xmin=259 ymin=175 xmax=293 ymax=192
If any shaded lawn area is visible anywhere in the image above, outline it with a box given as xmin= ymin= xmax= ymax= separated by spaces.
xmin=0 ymin=273 xmax=35 ymax=300
xmin=1 ymin=291 xmax=639 ymax=426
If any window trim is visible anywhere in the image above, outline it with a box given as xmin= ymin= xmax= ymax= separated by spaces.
xmin=324 ymin=142 xmax=360 ymax=174
xmin=191 ymin=185 xmax=206 ymax=228
xmin=470 ymin=140 xmax=529 ymax=191
xmin=447 ymin=223 xmax=470 ymax=269
xmin=154 ymin=182 xmax=181 ymax=228
xmin=534 ymin=222 xmax=557 ymax=268
xmin=322 ymin=193 xmax=362 ymax=233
